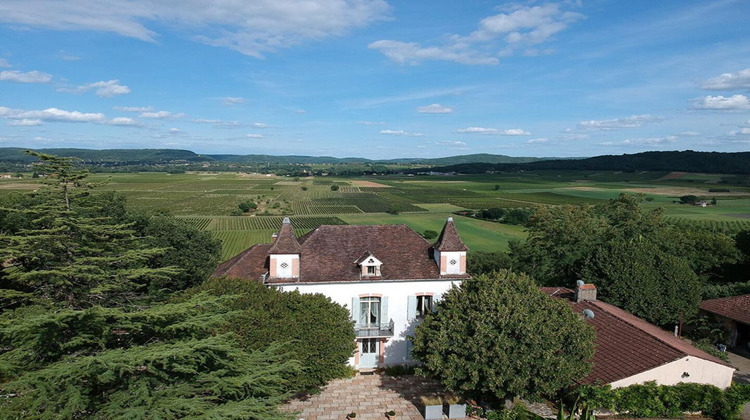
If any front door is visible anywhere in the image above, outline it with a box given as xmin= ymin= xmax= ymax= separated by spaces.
xmin=359 ymin=338 xmax=380 ymax=368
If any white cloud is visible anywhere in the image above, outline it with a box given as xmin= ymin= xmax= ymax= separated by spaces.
xmin=60 ymin=79 xmax=130 ymax=97
xmin=294 ymin=109 xmax=306 ymax=114
xmin=358 ymin=121 xmax=385 ymax=125
xmin=576 ymin=114 xmax=664 ymax=131
xmin=457 ymin=126 xmax=498 ymax=134
xmin=0 ymin=70 xmax=53 ymax=83
xmin=527 ymin=137 xmax=550 ymax=143
xmin=369 ymin=3 xmax=583 ymax=65
xmin=6 ymin=118 xmax=43 ymax=126
xmin=193 ymin=118 xmax=240 ymax=128
xmin=246 ymin=133 xmax=264 ymax=138
xmin=114 ymin=105 xmax=153 ymax=112
xmin=693 ymin=95 xmax=750 ymax=110
xmin=252 ymin=122 xmax=269 ymax=128
xmin=0 ymin=0 xmax=390 ymax=58
xmin=456 ymin=126 xmax=529 ymax=135
xmin=700 ymin=68 xmax=750 ymax=90
xmin=0 ymin=59 xmax=10 ymax=68
xmin=600 ymin=136 xmax=678 ymax=146
xmin=437 ymin=140 xmax=466 ymax=146
xmin=730 ymin=127 xmax=750 ymax=136
xmin=140 ymin=110 xmax=185 ymax=119
xmin=0 ymin=105 xmax=144 ymax=126
xmin=379 ymin=129 xmax=423 ymax=137
xmin=223 ymin=96 xmax=245 ymax=106
xmin=168 ymin=127 xmax=182 ymax=134
xmin=678 ymin=131 xmax=700 ymax=136
xmin=416 ymin=103 xmax=453 ymax=114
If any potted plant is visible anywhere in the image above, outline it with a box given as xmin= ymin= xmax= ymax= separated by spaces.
xmin=346 ymin=412 xmax=356 ymax=419
xmin=444 ymin=394 xmax=467 ymax=419
xmin=420 ymin=395 xmax=443 ymax=420
xmin=386 ymin=409 xmax=396 ymax=419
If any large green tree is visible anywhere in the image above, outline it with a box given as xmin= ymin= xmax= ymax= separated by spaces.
xmin=412 ymin=270 xmax=594 ymax=403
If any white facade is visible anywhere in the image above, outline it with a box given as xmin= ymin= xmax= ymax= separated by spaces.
xmin=276 ymin=279 xmax=462 ymax=368
xmin=434 ymin=250 xmax=467 ymax=275
xmin=609 ymin=356 xmax=735 ymax=389
xmin=269 ymin=254 xmax=299 ymax=278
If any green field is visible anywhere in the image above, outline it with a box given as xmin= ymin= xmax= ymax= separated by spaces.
xmin=2 ymin=170 xmax=749 ymax=260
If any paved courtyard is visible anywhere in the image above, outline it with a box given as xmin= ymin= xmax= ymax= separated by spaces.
xmin=282 ymin=373 xmax=466 ymax=420
xmin=727 ymin=351 xmax=750 ymax=420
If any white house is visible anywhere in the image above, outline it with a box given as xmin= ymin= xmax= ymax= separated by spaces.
xmin=213 ymin=216 xmax=469 ymax=370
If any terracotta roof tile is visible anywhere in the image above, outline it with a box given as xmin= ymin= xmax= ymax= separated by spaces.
xmin=434 ymin=217 xmax=468 ymax=252
xmin=214 ymin=223 xmax=470 ymax=283
xmin=212 ymin=244 xmax=270 ymax=281
xmin=268 ymin=217 xmax=302 ymax=254
xmin=541 ymin=287 xmax=732 ymax=385
xmin=700 ymin=294 xmax=750 ymax=325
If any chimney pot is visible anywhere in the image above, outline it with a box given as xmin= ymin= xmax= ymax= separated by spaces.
xmin=575 ymin=282 xmax=597 ymax=302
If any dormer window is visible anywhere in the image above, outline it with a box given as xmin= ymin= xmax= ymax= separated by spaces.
xmin=356 ymin=252 xmax=383 ymax=277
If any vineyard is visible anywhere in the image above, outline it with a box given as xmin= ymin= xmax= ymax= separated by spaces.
xmin=665 ymin=217 xmax=750 ymax=235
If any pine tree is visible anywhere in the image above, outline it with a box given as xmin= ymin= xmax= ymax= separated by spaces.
xmin=0 ymin=151 xmax=178 ymax=309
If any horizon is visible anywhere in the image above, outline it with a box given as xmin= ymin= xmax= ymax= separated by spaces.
xmin=1 ymin=1 xmax=750 ymax=159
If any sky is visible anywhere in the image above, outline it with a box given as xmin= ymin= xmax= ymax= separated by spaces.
xmin=1 ymin=0 xmax=750 ymax=159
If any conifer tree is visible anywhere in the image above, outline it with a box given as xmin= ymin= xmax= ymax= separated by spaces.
xmin=0 ymin=151 xmax=177 ymax=309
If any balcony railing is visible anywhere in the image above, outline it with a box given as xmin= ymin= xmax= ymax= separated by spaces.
xmin=354 ymin=319 xmax=394 ymax=338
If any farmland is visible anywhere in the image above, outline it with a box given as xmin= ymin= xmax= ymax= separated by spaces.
xmin=1 ymin=170 xmax=749 ymax=260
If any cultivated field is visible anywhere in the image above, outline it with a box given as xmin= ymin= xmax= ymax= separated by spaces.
xmin=2 ymin=170 xmax=748 ymax=260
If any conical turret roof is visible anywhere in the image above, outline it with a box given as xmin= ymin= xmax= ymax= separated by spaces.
xmin=434 ymin=216 xmax=468 ymax=251
xmin=268 ymin=217 xmax=302 ymax=254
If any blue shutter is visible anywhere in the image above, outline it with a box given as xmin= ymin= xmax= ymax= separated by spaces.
xmin=407 ymin=295 xmax=417 ymax=320
xmin=351 ymin=297 xmax=360 ymax=326
xmin=381 ymin=296 xmax=389 ymax=325
xmin=430 ymin=295 xmax=437 ymax=312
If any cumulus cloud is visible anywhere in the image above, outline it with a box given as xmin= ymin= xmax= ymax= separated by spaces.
xmin=60 ymin=79 xmax=130 ymax=97
xmin=0 ymin=70 xmax=53 ymax=83
xmin=6 ymin=118 xmax=43 ymax=126
xmin=114 ymin=105 xmax=153 ymax=112
xmin=379 ymin=129 xmax=423 ymax=137
xmin=0 ymin=0 xmax=390 ymax=58
xmin=693 ymin=95 xmax=750 ymax=110
xmin=456 ymin=126 xmax=530 ymax=135
xmin=140 ymin=110 xmax=185 ymax=119
xmin=223 ymin=96 xmax=245 ymax=106
xmin=0 ymin=105 xmax=142 ymax=126
xmin=700 ymin=68 xmax=750 ymax=90
xmin=576 ymin=114 xmax=664 ymax=131
xmin=730 ymin=127 xmax=750 ymax=136
xmin=369 ymin=3 xmax=583 ymax=65
xmin=600 ymin=136 xmax=678 ymax=146
xmin=416 ymin=103 xmax=453 ymax=114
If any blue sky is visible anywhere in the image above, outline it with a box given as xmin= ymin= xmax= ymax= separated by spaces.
xmin=1 ymin=0 xmax=749 ymax=159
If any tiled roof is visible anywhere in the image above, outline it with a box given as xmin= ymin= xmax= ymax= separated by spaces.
xmin=213 ymin=223 xmax=469 ymax=283
xmin=434 ymin=217 xmax=468 ymax=252
xmin=700 ymin=294 xmax=750 ymax=325
xmin=213 ymin=243 xmax=270 ymax=281
xmin=268 ymin=217 xmax=302 ymax=254
xmin=542 ymin=287 xmax=732 ymax=385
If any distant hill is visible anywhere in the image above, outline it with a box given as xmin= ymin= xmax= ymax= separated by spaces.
xmin=205 ymin=154 xmax=371 ymax=164
xmin=426 ymin=151 xmax=750 ymax=175
xmin=0 ymin=148 xmax=207 ymax=163
xmin=386 ymin=153 xmax=544 ymax=165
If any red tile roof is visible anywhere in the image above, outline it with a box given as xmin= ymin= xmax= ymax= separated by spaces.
xmin=213 ymin=223 xmax=470 ymax=283
xmin=268 ymin=217 xmax=302 ymax=254
xmin=542 ymin=287 xmax=732 ymax=385
xmin=700 ymin=294 xmax=750 ymax=325
xmin=434 ymin=217 xmax=468 ymax=252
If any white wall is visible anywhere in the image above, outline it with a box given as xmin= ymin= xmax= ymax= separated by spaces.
xmin=609 ymin=356 xmax=735 ymax=389
xmin=276 ymin=279 xmax=462 ymax=366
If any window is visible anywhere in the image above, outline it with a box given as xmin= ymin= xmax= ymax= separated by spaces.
xmin=416 ymin=295 xmax=433 ymax=318
xmin=361 ymin=338 xmax=377 ymax=353
xmin=367 ymin=266 xmax=376 ymax=275
xmin=359 ymin=297 xmax=381 ymax=327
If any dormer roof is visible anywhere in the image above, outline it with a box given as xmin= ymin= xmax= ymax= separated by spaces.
xmin=268 ymin=217 xmax=302 ymax=254
xmin=434 ymin=217 xmax=468 ymax=252
xmin=355 ymin=251 xmax=382 ymax=266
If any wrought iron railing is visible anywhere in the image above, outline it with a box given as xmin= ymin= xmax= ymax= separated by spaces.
xmin=354 ymin=319 xmax=394 ymax=338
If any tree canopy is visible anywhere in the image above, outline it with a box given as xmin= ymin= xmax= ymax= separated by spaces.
xmin=411 ymin=270 xmax=594 ymax=402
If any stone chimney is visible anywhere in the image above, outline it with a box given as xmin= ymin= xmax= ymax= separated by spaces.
xmin=575 ymin=281 xmax=597 ymax=302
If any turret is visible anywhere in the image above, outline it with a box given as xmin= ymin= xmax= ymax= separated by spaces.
xmin=433 ymin=216 xmax=468 ymax=275
xmin=268 ymin=217 xmax=301 ymax=278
